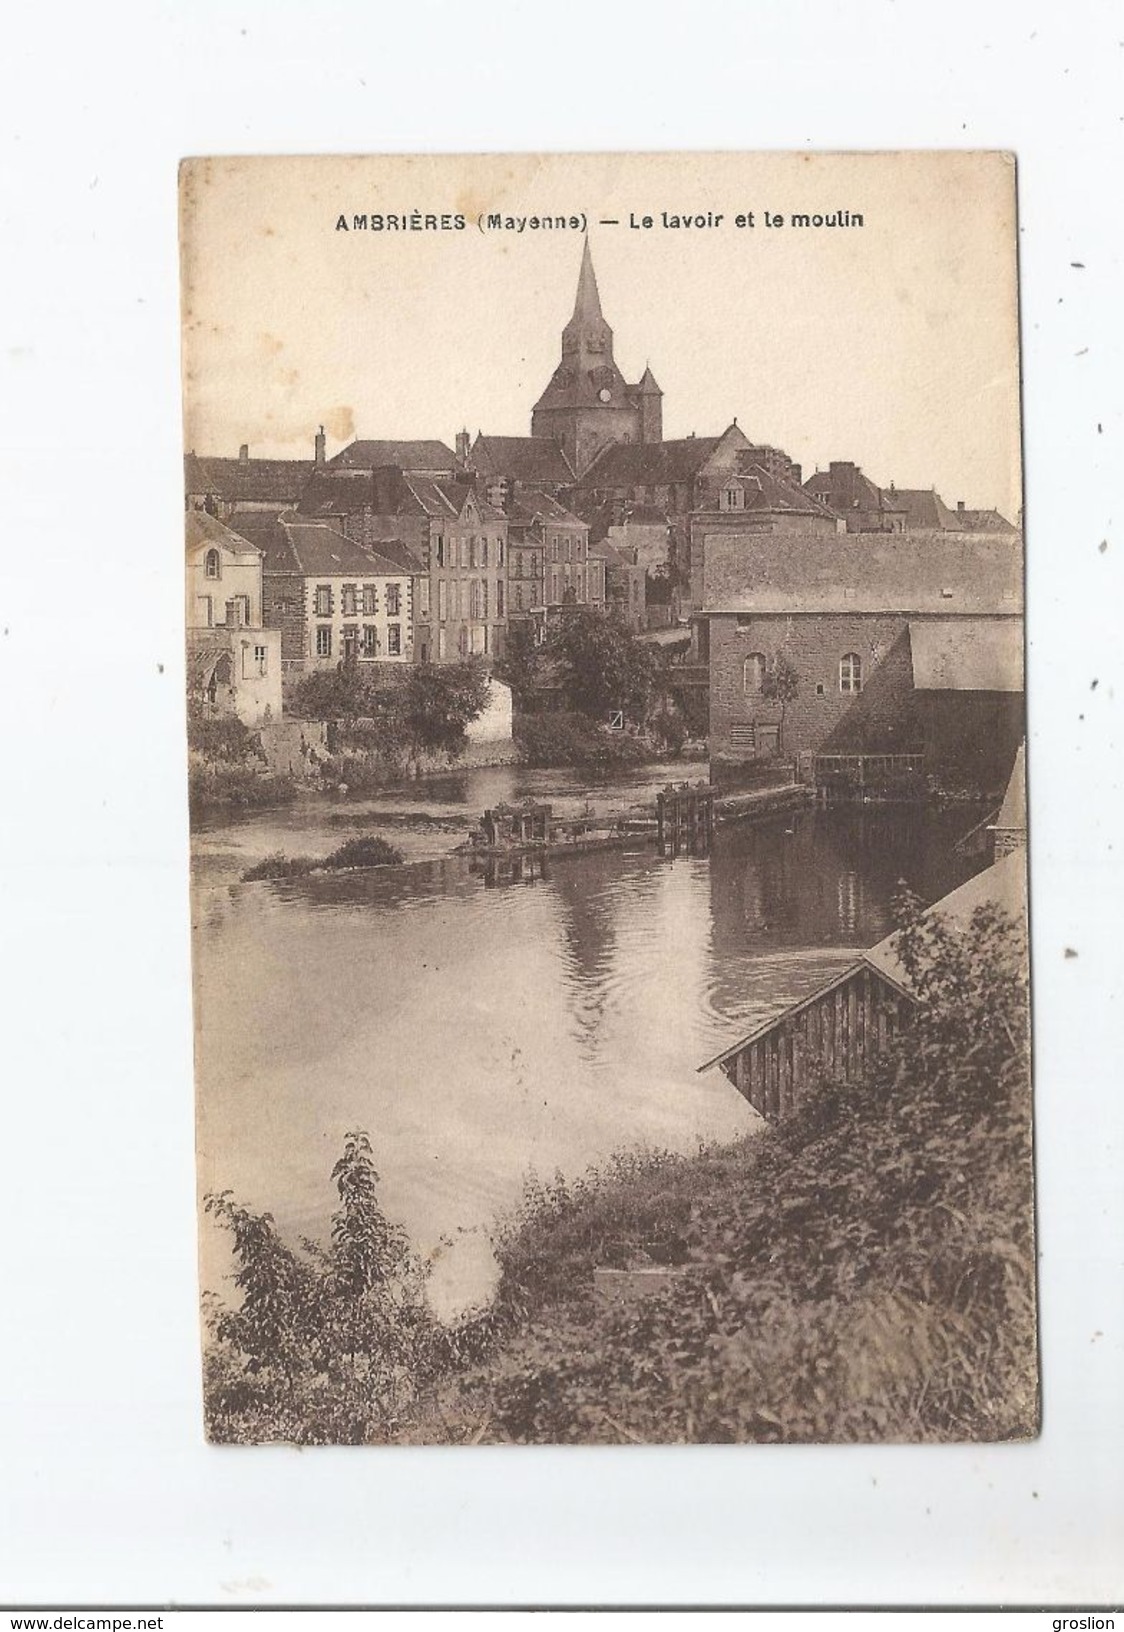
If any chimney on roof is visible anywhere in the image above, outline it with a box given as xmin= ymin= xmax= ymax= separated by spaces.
xmin=957 ymin=499 xmax=966 ymax=513
xmin=315 ymin=425 xmax=326 ymax=466
xmin=455 ymin=428 xmax=471 ymax=469
xmin=239 ymin=444 xmax=249 ymax=464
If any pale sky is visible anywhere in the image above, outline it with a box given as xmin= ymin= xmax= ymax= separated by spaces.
xmin=181 ymin=151 xmax=1022 ymax=518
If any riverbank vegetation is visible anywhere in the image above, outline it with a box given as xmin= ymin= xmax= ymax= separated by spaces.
xmin=202 ymin=891 xmax=1034 ymax=1446
xmin=187 ymin=712 xmax=297 ymax=819
xmin=241 ymin=834 xmax=405 ymax=882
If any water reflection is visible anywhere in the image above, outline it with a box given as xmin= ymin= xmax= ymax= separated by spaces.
xmin=194 ymin=797 xmax=985 ymax=1316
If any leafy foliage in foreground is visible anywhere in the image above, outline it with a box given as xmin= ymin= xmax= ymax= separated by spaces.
xmin=202 ymin=895 xmax=1036 ymax=1445
xmin=204 ymin=1133 xmax=436 ymax=1443
xmin=453 ymin=896 xmax=1035 ymax=1445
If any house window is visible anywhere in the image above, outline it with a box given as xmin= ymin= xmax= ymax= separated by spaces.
xmin=497 ymin=538 xmax=504 ymax=567
xmin=496 ymin=578 xmax=504 ymax=616
xmin=315 ymin=625 xmax=333 ymax=658
xmin=438 ymin=580 xmax=448 ymax=621
xmin=254 ymin=644 xmax=268 ymax=676
xmin=468 ymin=537 xmax=477 ymax=569
xmin=460 ymin=539 xmax=468 ymax=568
xmin=387 ymin=624 xmax=401 ymax=656
xmin=315 ymin=584 xmax=332 ymax=616
xmin=196 ymin=595 xmax=213 ymax=628
xmin=438 ymin=626 xmax=448 ymax=659
xmin=481 ymin=537 xmax=489 ymax=568
xmin=204 ymin=548 xmax=221 ymax=579
xmin=840 ymin=652 xmax=863 ymax=693
xmin=361 ymin=625 xmax=379 ymax=658
xmin=342 ymin=624 xmax=358 ymax=660
xmin=341 ymin=583 xmax=357 ymax=616
xmin=481 ymin=579 xmax=489 ymax=619
xmin=436 ymin=536 xmax=445 ymax=567
xmin=386 ymin=584 xmax=401 ymax=617
xmin=551 ymin=538 xmax=559 ymax=563
xmin=514 ymin=583 xmax=523 ymax=611
xmin=721 ymin=484 xmax=745 ymax=511
xmin=418 ymin=578 xmax=430 ymax=618
xmin=362 ymin=583 xmax=377 ymax=615
xmin=743 ymin=653 xmax=766 ymax=693
xmin=471 ymin=625 xmax=485 ymax=656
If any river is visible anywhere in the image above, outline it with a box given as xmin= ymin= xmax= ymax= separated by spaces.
xmin=192 ymin=764 xmax=985 ymax=1317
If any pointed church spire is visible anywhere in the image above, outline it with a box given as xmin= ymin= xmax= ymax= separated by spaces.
xmin=570 ymin=236 xmax=603 ymax=324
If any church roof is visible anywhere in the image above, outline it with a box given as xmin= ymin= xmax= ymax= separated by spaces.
xmin=330 ymin=439 xmax=456 ymax=474
xmin=636 ymin=364 xmax=662 ymax=394
xmin=469 ymin=435 xmax=576 ymax=484
xmin=577 ymin=436 xmax=724 ymax=487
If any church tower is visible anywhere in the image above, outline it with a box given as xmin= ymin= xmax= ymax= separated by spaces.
xmin=531 ymin=239 xmax=662 ymax=476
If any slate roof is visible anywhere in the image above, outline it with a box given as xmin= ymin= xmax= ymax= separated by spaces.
xmin=505 ymin=491 xmax=586 ymax=530
xmin=185 ymin=453 xmax=314 ymax=503
xmin=295 ymin=469 xmax=376 ymax=516
xmin=400 ymin=475 xmax=504 ymax=523
xmin=578 ymin=436 xmax=724 ymax=488
xmin=329 ymin=439 xmax=455 ymax=474
xmin=908 ymin=618 xmax=1024 ymax=692
xmin=227 ymin=512 xmax=409 ymax=577
xmin=717 ymin=467 xmax=836 ymax=518
xmin=955 ymin=507 xmax=1020 ymax=534
xmin=882 ymin=488 xmax=966 ymax=531
xmin=185 ymin=508 xmax=261 ymax=560
xmin=469 ymin=435 xmax=576 ymax=484
xmin=804 ymin=466 xmax=899 ymax=515
xmin=702 ymin=530 xmax=1024 ymax=615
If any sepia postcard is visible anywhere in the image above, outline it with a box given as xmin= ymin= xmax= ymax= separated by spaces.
xmin=182 ymin=151 xmax=1034 ymax=1446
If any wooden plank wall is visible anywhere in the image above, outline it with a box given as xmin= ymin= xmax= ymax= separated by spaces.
xmin=723 ymin=969 xmax=909 ymax=1121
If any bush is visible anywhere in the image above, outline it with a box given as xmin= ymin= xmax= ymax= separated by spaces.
xmin=204 ymin=1133 xmax=436 ymax=1444
xmin=241 ymin=834 xmax=404 ymax=881
xmin=515 ymin=712 xmax=651 ymax=769
xmin=187 ymin=713 xmax=264 ymax=764
xmin=188 ymin=764 xmax=297 ymax=818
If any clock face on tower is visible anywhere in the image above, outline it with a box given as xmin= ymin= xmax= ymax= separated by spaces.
xmin=598 ymin=387 xmax=612 ymax=403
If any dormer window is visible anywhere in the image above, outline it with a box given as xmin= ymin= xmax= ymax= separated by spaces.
xmin=204 ymin=548 xmax=221 ymax=580
xmin=721 ymin=484 xmax=745 ymax=512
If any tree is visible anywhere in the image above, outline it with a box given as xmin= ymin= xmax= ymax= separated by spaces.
xmin=549 ymin=605 xmax=661 ymax=723
xmin=493 ymin=620 xmax=545 ymax=709
xmin=401 ymin=659 xmax=490 ymax=756
xmin=761 ymin=652 xmax=800 ymax=751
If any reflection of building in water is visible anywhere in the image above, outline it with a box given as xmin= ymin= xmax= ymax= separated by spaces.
xmin=836 ymin=869 xmax=861 ymax=938
xmin=471 ymin=854 xmax=550 ymax=889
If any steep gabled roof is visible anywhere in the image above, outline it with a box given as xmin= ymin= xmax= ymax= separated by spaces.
xmin=400 ymin=475 xmax=504 ymax=524
xmin=718 ymin=466 xmax=837 ymax=518
xmin=469 ymin=434 xmax=576 ymax=485
xmin=882 ymin=488 xmax=965 ymax=531
xmin=330 ymin=439 xmax=456 ymax=474
xmin=185 ymin=453 xmax=314 ymax=504
xmin=185 ymin=508 xmax=262 ymax=560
